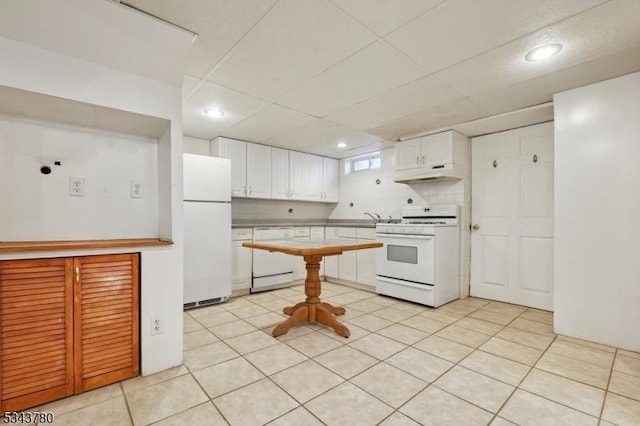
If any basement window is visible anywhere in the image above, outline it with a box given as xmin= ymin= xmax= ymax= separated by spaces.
xmin=345 ymin=152 xmax=380 ymax=175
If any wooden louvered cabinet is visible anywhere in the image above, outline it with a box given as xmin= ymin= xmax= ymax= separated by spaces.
xmin=0 ymin=253 xmax=139 ymax=413
xmin=74 ymin=254 xmax=139 ymax=392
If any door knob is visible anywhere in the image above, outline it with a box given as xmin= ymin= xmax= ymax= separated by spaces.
xmin=472 ymin=224 xmax=480 ymax=231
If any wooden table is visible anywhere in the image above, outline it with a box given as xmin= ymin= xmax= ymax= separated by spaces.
xmin=242 ymin=239 xmax=382 ymax=338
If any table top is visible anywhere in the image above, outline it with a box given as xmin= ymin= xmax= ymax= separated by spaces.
xmin=242 ymin=238 xmax=383 ymax=257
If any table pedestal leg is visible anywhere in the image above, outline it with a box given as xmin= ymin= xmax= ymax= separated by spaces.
xmin=274 ymin=254 xmax=350 ymax=338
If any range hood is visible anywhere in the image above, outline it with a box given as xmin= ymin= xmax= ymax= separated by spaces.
xmin=393 ymin=163 xmax=465 ymax=183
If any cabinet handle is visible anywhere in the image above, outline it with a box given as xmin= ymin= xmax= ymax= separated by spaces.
xmin=493 ymin=160 xmax=497 ymax=168
xmin=244 ymin=185 xmax=247 ymax=196
xmin=422 ymin=155 xmax=425 ymax=164
xmin=416 ymin=156 xmax=420 ymax=164
xmin=533 ymin=154 xmax=538 ymax=163
xmin=249 ymin=186 xmax=252 ymax=195
xmin=75 ymin=265 xmax=80 ymax=282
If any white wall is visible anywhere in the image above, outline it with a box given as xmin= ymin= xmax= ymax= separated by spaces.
xmin=0 ymin=116 xmax=158 ymax=240
xmin=554 ymin=72 xmax=640 ymax=351
xmin=331 ymin=146 xmax=472 ymax=297
xmin=183 ymin=135 xmax=210 ymax=156
xmin=0 ymin=23 xmax=190 ymax=375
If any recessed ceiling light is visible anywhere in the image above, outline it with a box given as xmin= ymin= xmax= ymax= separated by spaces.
xmin=525 ymin=43 xmax=563 ymax=62
xmin=337 ymin=142 xmax=347 ymax=148
xmin=204 ymin=108 xmax=225 ymax=118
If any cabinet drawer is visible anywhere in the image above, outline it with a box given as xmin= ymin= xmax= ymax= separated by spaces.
xmin=336 ymin=227 xmax=357 ymax=238
xmin=293 ymin=227 xmax=310 ymax=238
xmin=232 ymin=228 xmax=253 ymax=240
xmin=356 ymin=228 xmax=376 ymax=240
xmin=310 ymin=227 xmax=324 ymax=239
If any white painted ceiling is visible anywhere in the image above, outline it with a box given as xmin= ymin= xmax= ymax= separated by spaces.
xmin=125 ymin=0 xmax=640 ymax=157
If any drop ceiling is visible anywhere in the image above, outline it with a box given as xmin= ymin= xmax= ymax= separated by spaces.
xmin=125 ymin=0 xmax=640 ymax=158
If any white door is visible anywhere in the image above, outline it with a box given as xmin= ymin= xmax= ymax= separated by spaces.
xmin=246 ymin=143 xmax=271 ymax=198
xmin=394 ymin=139 xmax=422 ymax=170
xmin=271 ymin=147 xmax=289 ymax=199
xmin=471 ymin=122 xmax=554 ymax=310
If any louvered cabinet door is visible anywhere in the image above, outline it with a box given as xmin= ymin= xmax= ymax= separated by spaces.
xmin=74 ymin=254 xmax=139 ymax=392
xmin=0 ymin=258 xmax=74 ymax=412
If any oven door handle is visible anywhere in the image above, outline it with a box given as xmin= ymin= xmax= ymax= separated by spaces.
xmin=375 ymin=233 xmax=434 ymax=240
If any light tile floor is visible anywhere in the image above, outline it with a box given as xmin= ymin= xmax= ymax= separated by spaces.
xmin=35 ymin=283 xmax=640 ymax=425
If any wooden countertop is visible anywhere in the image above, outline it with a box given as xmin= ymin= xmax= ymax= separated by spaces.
xmin=243 ymin=238 xmax=382 ymax=257
xmin=0 ymin=238 xmax=173 ymax=253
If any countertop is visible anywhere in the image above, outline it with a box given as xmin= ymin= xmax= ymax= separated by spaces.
xmin=232 ymin=219 xmax=399 ymax=229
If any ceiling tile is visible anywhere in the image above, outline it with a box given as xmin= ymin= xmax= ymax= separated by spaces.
xmin=182 ymin=75 xmax=200 ymax=99
xmin=278 ymin=40 xmax=426 ymax=117
xmin=385 ymin=0 xmax=609 ymax=73
xmin=124 ymin=0 xmax=277 ymax=78
xmin=434 ymin=0 xmax=640 ymax=97
xmin=206 ymin=0 xmax=377 ymax=101
xmin=326 ymin=75 xmax=461 ymax=130
xmin=367 ymin=99 xmax=487 ymax=141
xmin=267 ymin=119 xmax=389 ymax=158
xmin=182 ymin=81 xmax=268 ymax=139
xmin=470 ymin=45 xmax=640 ymax=115
xmin=330 ymin=0 xmax=445 ymax=36
xmin=223 ymin=104 xmax=316 ymax=143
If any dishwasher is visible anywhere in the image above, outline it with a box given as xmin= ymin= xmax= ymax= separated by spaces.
xmin=251 ymin=227 xmax=295 ymax=292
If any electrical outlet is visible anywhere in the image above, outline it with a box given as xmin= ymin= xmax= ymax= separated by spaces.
xmin=69 ymin=177 xmax=85 ymax=197
xmin=151 ymin=317 xmax=163 ymax=335
xmin=130 ymin=180 xmax=144 ymax=198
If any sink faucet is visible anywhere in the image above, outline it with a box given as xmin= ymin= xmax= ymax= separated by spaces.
xmin=364 ymin=212 xmax=381 ymax=222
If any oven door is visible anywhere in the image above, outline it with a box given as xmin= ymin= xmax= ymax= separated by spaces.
xmin=375 ymin=233 xmax=435 ymax=285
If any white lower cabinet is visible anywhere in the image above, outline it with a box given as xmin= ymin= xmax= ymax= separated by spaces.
xmin=293 ymin=227 xmax=310 ymax=281
xmin=356 ymin=228 xmax=377 ymax=286
xmin=323 ymin=226 xmax=377 ymax=286
xmin=232 ymin=228 xmax=252 ymax=292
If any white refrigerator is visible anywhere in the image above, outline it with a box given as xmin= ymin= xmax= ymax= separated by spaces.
xmin=183 ymin=153 xmax=232 ymax=307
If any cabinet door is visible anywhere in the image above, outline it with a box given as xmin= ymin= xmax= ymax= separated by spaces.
xmin=232 ymin=240 xmax=252 ymax=291
xmin=213 ymin=138 xmax=247 ymax=197
xmin=394 ymin=139 xmax=422 ymax=170
xmin=0 ymin=258 xmax=74 ymax=412
xmin=356 ymin=228 xmax=377 ymax=286
xmin=338 ymin=252 xmax=357 ymax=282
xmin=271 ymin=147 xmax=289 ymax=199
xmin=306 ymin=154 xmax=323 ymax=201
xmin=322 ymin=157 xmax=339 ymax=202
xmin=289 ymin=151 xmax=307 ymax=200
xmin=74 ymin=254 xmax=139 ymax=393
xmin=247 ymin=143 xmax=272 ymax=198
xmin=421 ymin=133 xmax=452 ymax=168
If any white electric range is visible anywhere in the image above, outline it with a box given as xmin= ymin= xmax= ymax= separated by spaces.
xmin=375 ymin=204 xmax=460 ymax=307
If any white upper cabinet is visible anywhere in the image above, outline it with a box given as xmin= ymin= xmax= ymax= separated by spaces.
xmin=308 ymin=155 xmax=339 ymax=202
xmin=271 ymin=147 xmax=290 ymax=199
xmin=212 ymin=137 xmax=337 ymax=202
xmin=322 ymin=157 xmax=339 ymax=202
xmin=289 ymin=150 xmax=307 ymax=200
xmin=394 ymin=138 xmax=422 ymax=171
xmin=211 ymin=137 xmax=271 ymax=198
xmin=246 ymin=143 xmax=271 ymax=198
xmin=393 ymin=130 xmax=469 ymax=182
xmin=307 ymin=154 xmax=324 ymax=201
xmin=210 ymin=137 xmax=247 ymax=197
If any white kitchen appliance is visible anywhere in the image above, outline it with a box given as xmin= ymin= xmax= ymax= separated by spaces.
xmin=252 ymin=227 xmax=295 ymax=291
xmin=375 ymin=204 xmax=460 ymax=307
xmin=183 ymin=153 xmax=232 ymax=308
